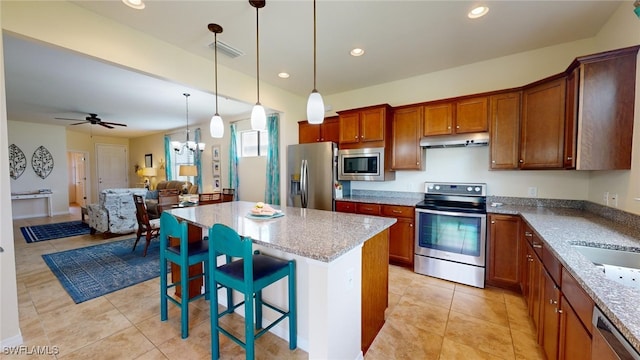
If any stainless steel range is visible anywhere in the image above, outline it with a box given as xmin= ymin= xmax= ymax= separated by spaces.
xmin=414 ymin=182 xmax=487 ymax=288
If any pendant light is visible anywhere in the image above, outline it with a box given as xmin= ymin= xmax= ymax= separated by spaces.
xmin=208 ymin=23 xmax=224 ymax=138
xmin=249 ymin=0 xmax=266 ymax=131
xmin=306 ymin=0 xmax=325 ymax=125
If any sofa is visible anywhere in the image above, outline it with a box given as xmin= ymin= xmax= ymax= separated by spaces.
xmin=87 ymin=188 xmax=148 ymax=236
xmin=145 ymin=180 xmax=197 ymax=219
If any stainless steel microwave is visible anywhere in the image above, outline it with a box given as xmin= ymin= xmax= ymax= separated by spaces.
xmin=338 ymin=147 xmax=395 ymax=181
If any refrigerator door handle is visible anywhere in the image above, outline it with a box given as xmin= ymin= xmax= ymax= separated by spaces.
xmin=300 ymin=160 xmax=308 ymax=208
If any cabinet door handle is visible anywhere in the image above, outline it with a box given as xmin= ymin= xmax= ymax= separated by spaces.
xmin=492 ymin=160 xmax=496 ymax=164
xmin=456 ymin=125 xmax=460 ymax=129
xmin=409 ymin=224 xmax=413 ymax=227
xmin=532 ymin=243 xmax=542 ymax=249
xmin=392 ymin=210 xmax=402 ymax=214
xmin=556 ymin=309 xmax=563 ymax=314
xmin=519 ymin=159 xmax=524 ymax=163
xmin=491 ymin=220 xmax=496 ymax=224
xmin=567 ymin=157 xmax=572 ymax=160
xmin=524 ymin=232 xmax=532 ymax=237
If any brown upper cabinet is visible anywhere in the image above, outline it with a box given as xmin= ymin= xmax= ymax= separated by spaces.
xmin=298 ymin=116 xmax=340 ymax=144
xmin=520 ymin=77 xmax=567 ymax=169
xmin=566 ymin=46 xmax=638 ymax=170
xmin=338 ymin=104 xmax=391 ymax=149
xmin=423 ymin=96 xmax=489 ymax=136
xmin=489 ymin=91 xmax=521 ymax=169
xmin=391 ymin=106 xmax=424 ymax=170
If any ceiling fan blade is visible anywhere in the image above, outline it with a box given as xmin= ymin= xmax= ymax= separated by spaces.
xmin=70 ymin=121 xmax=88 ymax=126
xmin=99 ymin=123 xmax=115 ymax=129
xmin=55 ymin=117 xmax=84 ymax=121
xmin=102 ymin=122 xmax=127 ymax=127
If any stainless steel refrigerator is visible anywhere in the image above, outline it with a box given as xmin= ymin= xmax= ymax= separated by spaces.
xmin=287 ymin=142 xmax=338 ymax=211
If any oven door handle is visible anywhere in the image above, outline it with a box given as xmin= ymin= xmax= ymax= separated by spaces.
xmin=415 ymin=207 xmax=487 ymax=219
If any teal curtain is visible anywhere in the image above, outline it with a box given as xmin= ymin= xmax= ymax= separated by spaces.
xmin=229 ymin=123 xmax=239 ymax=200
xmin=264 ymin=114 xmax=280 ymax=205
xmin=164 ymin=135 xmax=172 ymax=180
xmin=194 ymin=128 xmax=203 ymax=191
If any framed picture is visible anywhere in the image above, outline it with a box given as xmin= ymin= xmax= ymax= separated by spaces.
xmin=212 ymin=161 xmax=221 ymax=176
xmin=213 ymin=177 xmax=221 ymax=191
xmin=212 ymin=145 xmax=221 ymax=161
xmin=145 ymin=153 xmax=153 ymax=168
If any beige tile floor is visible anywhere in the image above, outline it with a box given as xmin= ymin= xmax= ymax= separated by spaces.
xmin=6 ymin=207 xmax=545 ymax=359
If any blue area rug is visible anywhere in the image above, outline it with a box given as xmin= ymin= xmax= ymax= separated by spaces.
xmin=42 ymin=238 xmax=166 ymax=304
xmin=21 ymin=220 xmax=91 ymax=243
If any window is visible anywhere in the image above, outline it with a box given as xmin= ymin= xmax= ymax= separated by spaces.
xmin=170 ymin=148 xmax=195 ymax=182
xmin=240 ymin=130 xmax=268 ymax=157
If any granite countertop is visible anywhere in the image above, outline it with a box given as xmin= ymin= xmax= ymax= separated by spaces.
xmin=167 ymin=201 xmax=396 ymax=263
xmin=488 ymin=205 xmax=640 ymax=353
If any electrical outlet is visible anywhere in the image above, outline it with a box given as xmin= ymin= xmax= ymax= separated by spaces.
xmin=611 ymin=193 xmax=618 ymax=207
xmin=604 ymin=192 xmax=609 ymax=205
xmin=528 ymin=187 xmax=538 ymax=197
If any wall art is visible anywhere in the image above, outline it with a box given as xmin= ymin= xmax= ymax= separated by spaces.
xmin=32 ymin=145 xmax=54 ymax=179
xmin=9 ymin=144 xmax=27 ymax=180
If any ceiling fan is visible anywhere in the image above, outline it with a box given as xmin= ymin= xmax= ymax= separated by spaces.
xmin=54 ymin=113 xmax=127 ymax=129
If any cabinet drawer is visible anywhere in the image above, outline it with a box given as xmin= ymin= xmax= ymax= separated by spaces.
xmin=381 ymin=205 xmax=414 ymax=218
xmin=335 ymin=201 xmax=356 ymax=213
xmin=356 ymin=203 xmax=382 ymax=215
xmin=561 ymin=268 xmax=594 ymax=334
xmin=542 ymin=245 xmax=562 ymax=286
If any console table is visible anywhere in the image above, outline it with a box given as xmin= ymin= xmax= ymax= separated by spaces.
xmin=11 ymin=192 xmax=53 ymax=217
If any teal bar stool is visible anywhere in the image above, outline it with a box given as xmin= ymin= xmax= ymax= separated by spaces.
xmin=159 ymin=212 xmax=210 ymax=339
xmin=208 ymin=223 xmax=297 ymax=360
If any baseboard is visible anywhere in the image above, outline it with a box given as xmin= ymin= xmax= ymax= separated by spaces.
xmin=0 ymin=332 xmax=23 ymax=350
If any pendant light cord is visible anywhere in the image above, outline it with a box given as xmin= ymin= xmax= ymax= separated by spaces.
xmin=255 ymin=6 xmax=261 ymax=104
xmin=184 ymin=93 xmax=190 ymax=142
xmin=313 ymin=0 xmax=317 ymax=91
xmin=214 ymin=32 xmax=219 ymax=116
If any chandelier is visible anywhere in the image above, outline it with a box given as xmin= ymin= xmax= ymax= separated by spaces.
xmin=171 ymin=93 xmax=205 ymax=154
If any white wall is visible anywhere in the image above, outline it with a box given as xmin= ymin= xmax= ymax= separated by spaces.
xmin=8 ymin=121 xmax=70 ymax=217
xmin=0 ymin=4 xmax=22 ymax=347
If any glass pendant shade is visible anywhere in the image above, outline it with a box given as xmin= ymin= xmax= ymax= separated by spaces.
xmin=210 ymin=114 xmax=224 ymax=138
xmin=251 ymin=104 xmax=266 ymax=131
xmin=307 ymin=90 xmax=325 ymax=124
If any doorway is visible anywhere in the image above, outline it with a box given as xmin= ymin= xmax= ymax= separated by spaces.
xmin=96 ymin=144 xmax=128 ymax=192
xmin=67 ymin=151 xmax=89 ymax=207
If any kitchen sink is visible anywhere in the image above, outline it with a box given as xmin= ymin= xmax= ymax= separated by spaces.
xmin=571 ymin=245 xmax=640 ymax=290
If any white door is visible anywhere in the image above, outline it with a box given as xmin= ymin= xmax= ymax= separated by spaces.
xmin=96 ymin=144 xmax=128 ymax=192
xmin=74 ymin=152 xmax=88 ymax=207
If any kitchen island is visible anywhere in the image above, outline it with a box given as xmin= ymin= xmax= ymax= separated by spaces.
xmin=167 ymin=201 xmax=396 ymax=359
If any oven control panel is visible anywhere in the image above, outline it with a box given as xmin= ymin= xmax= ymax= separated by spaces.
xmin=424 ymin=182 xmax=486 ymax=196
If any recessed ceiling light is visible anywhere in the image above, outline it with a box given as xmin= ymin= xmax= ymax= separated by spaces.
xmin=350 ymin=48 xmax=365 ymax=57
xmin=468 ymin=5 xmax=489 ymax=19
xmin=278 ymin=72 xmax=290 ymax=79
xmin=122 ymin=0 xmax=145 ymax=10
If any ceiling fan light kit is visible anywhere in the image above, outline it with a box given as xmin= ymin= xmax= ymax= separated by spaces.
xmin=306 ymin=0 xmax=325 ymax=125
xmin=250 ymin=0 xmax=267 ymax=131
xmin=208 ymin=23 xmax=225 ymax=139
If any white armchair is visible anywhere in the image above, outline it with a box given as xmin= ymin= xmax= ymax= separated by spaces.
xmin=87 ymin=188 xmax=148 ymax=236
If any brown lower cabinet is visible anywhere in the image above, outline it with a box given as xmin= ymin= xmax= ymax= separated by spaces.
xmin=336 ymin=200 xmax=414 ymax=267
xmin=490 ymin=218 xmax=595 ymax=359
xmin=487 ymin=214 xmax=521 ymax=290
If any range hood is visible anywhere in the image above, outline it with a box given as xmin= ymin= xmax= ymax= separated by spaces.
xmin=420 ymin=132 xmax=489 ymax=148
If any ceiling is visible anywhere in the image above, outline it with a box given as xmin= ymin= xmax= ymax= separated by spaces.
xmin=3 ymin=0 xmax=623 ymax=138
